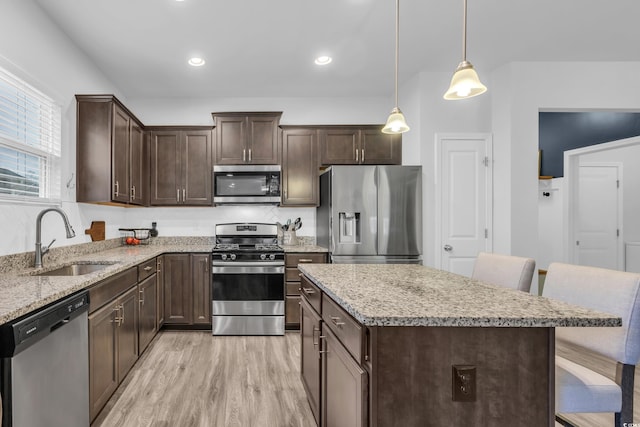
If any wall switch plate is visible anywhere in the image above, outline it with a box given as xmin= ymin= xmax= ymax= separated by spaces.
xmin=452 ymin=365 xmax=476 ymax=402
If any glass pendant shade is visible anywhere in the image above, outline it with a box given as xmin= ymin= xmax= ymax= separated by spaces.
xmin=444 ymin=61 xmax=487 ymax=100
xmin=382 ymin=107 xmax=410 ymax=134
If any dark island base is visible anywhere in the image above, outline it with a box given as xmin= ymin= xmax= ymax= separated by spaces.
xmin=367 ymin=326 xmax=554 ymax=427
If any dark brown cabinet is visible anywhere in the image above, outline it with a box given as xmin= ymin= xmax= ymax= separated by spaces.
xmin=319 ymin=126 xmax=401 ymax=166
xmin=88 ymin=282 xmax=139 ymax=422
xmin=76 ymin=95 xmax=148 ymax=205
xmin=213 ymin=112 xmax=281 ymax=165
xmin=284 ymin=253 xmax=327 ymax=329
xmin=281 ymin=127 xmax=319 ymax=206
xmin=163 ymin=253 xmax=211 ymax=327
xmin=149 ymin=127 xmax=213 ymax=206
xmin=322 ymin=326 xmax=368 ymax=427
xmin=192 ymin=254 xmax=211 ymax=325
xmin=300 ymin=297 xmax=323 ymax=425
xmin=156 ymin=256 xmax=165 ymax=329
xmin=137 ymin=274 xmax=158 ymax=354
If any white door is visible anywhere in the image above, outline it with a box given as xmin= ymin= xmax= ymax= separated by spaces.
xmin=575 ymin=164 xmax=622 ymax=269
xmin=436 ymin=134 xmax=492 ymax=276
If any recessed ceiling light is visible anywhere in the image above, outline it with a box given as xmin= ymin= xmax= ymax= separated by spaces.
xmin=314 ymin=56 xmax=332 ymax=66
xmin=188 ymin=57 xmax=205 ymax=67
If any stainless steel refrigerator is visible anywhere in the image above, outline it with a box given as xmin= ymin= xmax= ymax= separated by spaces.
xmin=316 ymin=165 xmax=422 ymax=263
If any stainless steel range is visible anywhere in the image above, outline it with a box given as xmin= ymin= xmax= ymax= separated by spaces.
xmin=211 ymin=223 xmax=285 ymax=335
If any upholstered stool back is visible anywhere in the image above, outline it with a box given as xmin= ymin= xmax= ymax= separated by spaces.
xmin=471 ymin=252 xmax=536 ymax=293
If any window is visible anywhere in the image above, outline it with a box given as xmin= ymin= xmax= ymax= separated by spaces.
xmin=0 ymin=67 xmax=61 ymax=202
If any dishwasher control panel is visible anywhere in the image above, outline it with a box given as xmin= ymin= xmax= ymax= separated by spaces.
xmin=0 ymin=290 xmax=89 ymax=357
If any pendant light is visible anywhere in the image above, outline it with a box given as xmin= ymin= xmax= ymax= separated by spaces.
xmin=382 ymin=0 xmax=410 ymax=134
xmin=443 ymin=0 xmax=487 ymax=100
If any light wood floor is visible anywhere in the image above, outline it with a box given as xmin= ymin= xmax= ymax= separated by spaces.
xmin=92 ymin=331 xmax=316 ymax=427
xmin=92 ymin=331 xmax=638 ymax=427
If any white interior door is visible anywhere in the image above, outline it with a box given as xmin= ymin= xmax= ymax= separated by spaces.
xmin=575 ymin=164 xmax=622 ymax=269
xmin=436 ymin=134 xmax=492 ymax=276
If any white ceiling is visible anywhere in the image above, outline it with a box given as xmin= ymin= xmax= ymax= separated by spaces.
xmin=34 ymin=0 xmax=640 ymax=98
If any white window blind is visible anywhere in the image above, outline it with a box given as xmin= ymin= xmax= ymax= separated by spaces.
xmin=0 ymin=67 xmax=61 ymax=202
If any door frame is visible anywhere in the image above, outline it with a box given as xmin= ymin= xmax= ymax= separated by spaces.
xmin=434 ymin=133 xmax=493 ymax=270
xmin=563 ymin=136 xmax=640 ymax=268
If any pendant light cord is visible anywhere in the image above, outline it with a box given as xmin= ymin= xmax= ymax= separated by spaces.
xmin=462 ymin=0 xmax=467 ymax=62
xmin=394 ymin=0 xmax=400 ymax=108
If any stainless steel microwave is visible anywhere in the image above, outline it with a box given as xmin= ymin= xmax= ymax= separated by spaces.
xmin=213 ymin=165 xmax=281 ymax=204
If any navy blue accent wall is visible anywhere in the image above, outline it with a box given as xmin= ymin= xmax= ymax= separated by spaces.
xmin=538 ymin=112 xmax=640 ymax=177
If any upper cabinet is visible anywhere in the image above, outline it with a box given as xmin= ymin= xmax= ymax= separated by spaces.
xmin=149 ymin=127 xmax=213 ymax=206
xmin=212 ymin=112 xmax=281 ymax=165
xmin=281 ymin=127 xmax=318 ymax=207
xmin=319 ymin=125 xmax=401 ymax=166
xmin=76 ymin=95 xmax=148 ymax=205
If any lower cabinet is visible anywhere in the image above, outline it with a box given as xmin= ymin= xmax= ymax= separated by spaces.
xmin=163 ymin=253 xmax=211 ymax=327
xmin=322 ymin=326 xmax=367 ymax=427
xmin=300 ymin=273 xmax=367 ymax=427
xmin=300 ymin=297 xmax=322 ymax=425
xmin=88 ymin=285 xmax=139 ymax=422
xmin=138 ymin=274 xmax=158 ymax=354
xmin=285 ymin=252 xmax=327 ymax=329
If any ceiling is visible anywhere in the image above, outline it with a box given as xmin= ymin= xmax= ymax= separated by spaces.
xmin=34 ymin=0 xmax=640 ymax=99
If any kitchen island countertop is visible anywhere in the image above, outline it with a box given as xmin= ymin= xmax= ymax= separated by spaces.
xmin=0 ymin=244 xmax=212 ymax=325
xmin=298 ymin=263 xmax=620 ymax=328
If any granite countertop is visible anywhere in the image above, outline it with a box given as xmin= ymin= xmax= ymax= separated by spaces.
xmin=0 ymin=244 xmax=212 ymax=325
xmin=281 ymin=245 xmax=328 ymax=253
xmin=298 ymin=264 xmax=622 ymax=328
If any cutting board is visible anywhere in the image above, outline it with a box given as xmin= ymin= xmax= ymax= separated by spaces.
xmin=85 ymin=221 xmax=105 ymax=241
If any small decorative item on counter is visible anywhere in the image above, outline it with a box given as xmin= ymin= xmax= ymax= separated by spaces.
xmin=150 ymin=222 xmax=158 ymax=237
xmin=119 ymin=228 xmax=152 ymax=245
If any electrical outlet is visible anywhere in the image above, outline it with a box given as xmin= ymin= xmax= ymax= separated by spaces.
xmin=452 ymin=365 xmax=476 ymax=402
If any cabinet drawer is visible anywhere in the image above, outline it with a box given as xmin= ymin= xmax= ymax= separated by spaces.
xmin=285 ymin=253 xmax=327 ymax=267
xmin=137 ymin=258 xmax=157 ymax=281
xmin=300 ymin=275 xmax=322 ymax=313
xmin=89 ymin=267 xmax=138 ymax=313
xmin=286 ymin=281 xmax=301 ymax=296
xmin=322 ymin=294 xmax=363 ymax=363
xmin=285 ymin=267 xmax=301 ymax=282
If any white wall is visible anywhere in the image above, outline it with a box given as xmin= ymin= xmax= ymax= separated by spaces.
xmin=491 ymin=62 xmax=640 ymax=266
xmin=0 ymin=0 xmax=127 ymax=256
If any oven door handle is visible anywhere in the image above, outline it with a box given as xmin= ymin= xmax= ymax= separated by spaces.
xmin=211 ymin=265 xmax=285 ymax=274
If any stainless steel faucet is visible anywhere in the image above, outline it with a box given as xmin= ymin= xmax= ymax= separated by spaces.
xmin=35 ymin=208 xmax=76 ymax=268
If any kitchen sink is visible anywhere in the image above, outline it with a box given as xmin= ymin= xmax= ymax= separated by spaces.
xmin=32 ymin=262 xmax=117 ymax=276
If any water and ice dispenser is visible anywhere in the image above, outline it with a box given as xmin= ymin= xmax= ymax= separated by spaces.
xmin=338 ymin=212 xmax=361 ymax=244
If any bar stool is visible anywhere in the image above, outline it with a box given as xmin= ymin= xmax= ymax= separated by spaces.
xmin=471 ymin=252 xmax=536 ymax=292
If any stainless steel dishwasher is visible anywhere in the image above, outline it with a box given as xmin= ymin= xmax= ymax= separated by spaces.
xmin=0 ymin=290 xmax=89 ymax=427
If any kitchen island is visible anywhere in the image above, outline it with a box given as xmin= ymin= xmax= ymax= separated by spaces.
xmin=297 ymin=264 xmax=620 ymax=427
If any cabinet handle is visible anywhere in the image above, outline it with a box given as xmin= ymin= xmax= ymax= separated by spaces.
xmin=114 ymin=181 xmax=119 ymax=197
xmin=361 ymin=149 xmax=365 ymax=163
xmin=139 ymin=289 xmax=145 ymax=306
xmin=120 ymin=304 xmax=125 ymax=325
xmin=330 ymin=316 xmax=345 ymax=327
xmin=301 ymin=287 xmax=315 ymax=295
xmin=312 ymin=326 xmax=320 ymax=346
xmin=284 ymin=188 xmax=287 ymax=199
xmin=131 ymin=186 xmax=136 ymax=200
xmin=355 ymin=149 xmax=359 ymax=163
xmin=177 ymin=188 xmax=180 ymax=203
xmin=298 ymin=259 xmax=313 ymax=263
xmin=248 ymin=148 xmax=252 ymax=162
xmin=112 ymin=306 xmax=122 ymax=326
xmin=144 ymin=266 xmax=153 ymax=271
xmin=243 ymin=149 xmax=246 ymax=162
xmin=182 ymin=188 xmax=186 ymax=203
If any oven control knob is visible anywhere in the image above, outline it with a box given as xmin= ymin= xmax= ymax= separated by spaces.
xmin=230 ymin=254 xmax=237 ymax=261
xmin=260 ymin=254 xmax=267 ymax=260
xmin=269 ymin=254 xmax=276 ymax=260
xmin=221 ymin=254 xmax=227 ymax=261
